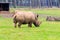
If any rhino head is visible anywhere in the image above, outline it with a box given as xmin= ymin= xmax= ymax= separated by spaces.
xmin=33 ymin=20 xmax=42 ymax=27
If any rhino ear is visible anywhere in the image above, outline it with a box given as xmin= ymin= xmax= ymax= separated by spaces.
xmin=37 ymin=14 xmax=39 ymax=18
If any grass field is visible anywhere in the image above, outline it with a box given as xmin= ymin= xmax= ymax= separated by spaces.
xmin=10 ymin=8 xmax=60 ymax=16
xmin=0 ymin=17 xmax=60 ymax=40
xmin=0 ymin=8 xmax=60 ymax=40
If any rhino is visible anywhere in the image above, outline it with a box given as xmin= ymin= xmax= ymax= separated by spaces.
xmin=46 ymin=16 xmax=60 ymax=21
xmin=13 ymin=11 xmax=41 ymax=28
xmin=46 ymin=16 xmax=55 ymax=21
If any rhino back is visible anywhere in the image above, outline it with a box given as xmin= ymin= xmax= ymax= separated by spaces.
xmin=13 ymin=11 xmax=36 ymax=23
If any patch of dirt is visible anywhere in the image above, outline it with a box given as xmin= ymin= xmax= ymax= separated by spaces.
xmin=0 ymin=11 xmax=14 ymax=18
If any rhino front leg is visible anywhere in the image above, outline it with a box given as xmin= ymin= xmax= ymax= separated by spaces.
xmin=28 ymin=22 xmax=32 ymax=27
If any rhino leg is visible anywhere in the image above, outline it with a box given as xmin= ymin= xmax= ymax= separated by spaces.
xmin=18 ymin=22 xmax=21 ymax=28
xmin=13 ymin=20 xmax=17 ymax=28
xmin=14 ymin=23 xmax=17 ymax=28
xmin=28 ymin=22 xmax=32 ymax=27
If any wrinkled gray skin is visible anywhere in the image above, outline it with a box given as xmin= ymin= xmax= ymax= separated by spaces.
xmin=13 ymin=11 xmax=41 ymax=28
xmin=46 ymin=16 xmax=60 ymax=21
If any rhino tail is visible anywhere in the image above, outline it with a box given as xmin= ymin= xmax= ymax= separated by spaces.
xmin=14 ymin=16 xmax=16 ymax=19
xmin=13 ymin=15 xmax=17 ymax=20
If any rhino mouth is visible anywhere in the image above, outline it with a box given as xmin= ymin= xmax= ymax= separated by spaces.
xmin=33 ymin=22 xmax=39 ymax=27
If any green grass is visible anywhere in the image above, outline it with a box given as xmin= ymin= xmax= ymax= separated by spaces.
xmin=0 ymin=16 xmax=60 ymax=40
xmin=32 ymin=9 xmax=60 ymax=15
xmin=0 ymin=8 xmax=60 ymax=40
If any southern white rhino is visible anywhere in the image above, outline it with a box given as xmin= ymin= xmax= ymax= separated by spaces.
xmin=13 ymin=10 xmax=42 ymax=28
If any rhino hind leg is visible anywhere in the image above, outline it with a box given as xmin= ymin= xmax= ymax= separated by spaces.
xmin=13 ymin=20 xmax=17 ymax=28
xmin=18 ymin=22 xmax=21 ymax=28
xmin=14 ymin=22 xmax=17 ymax=28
